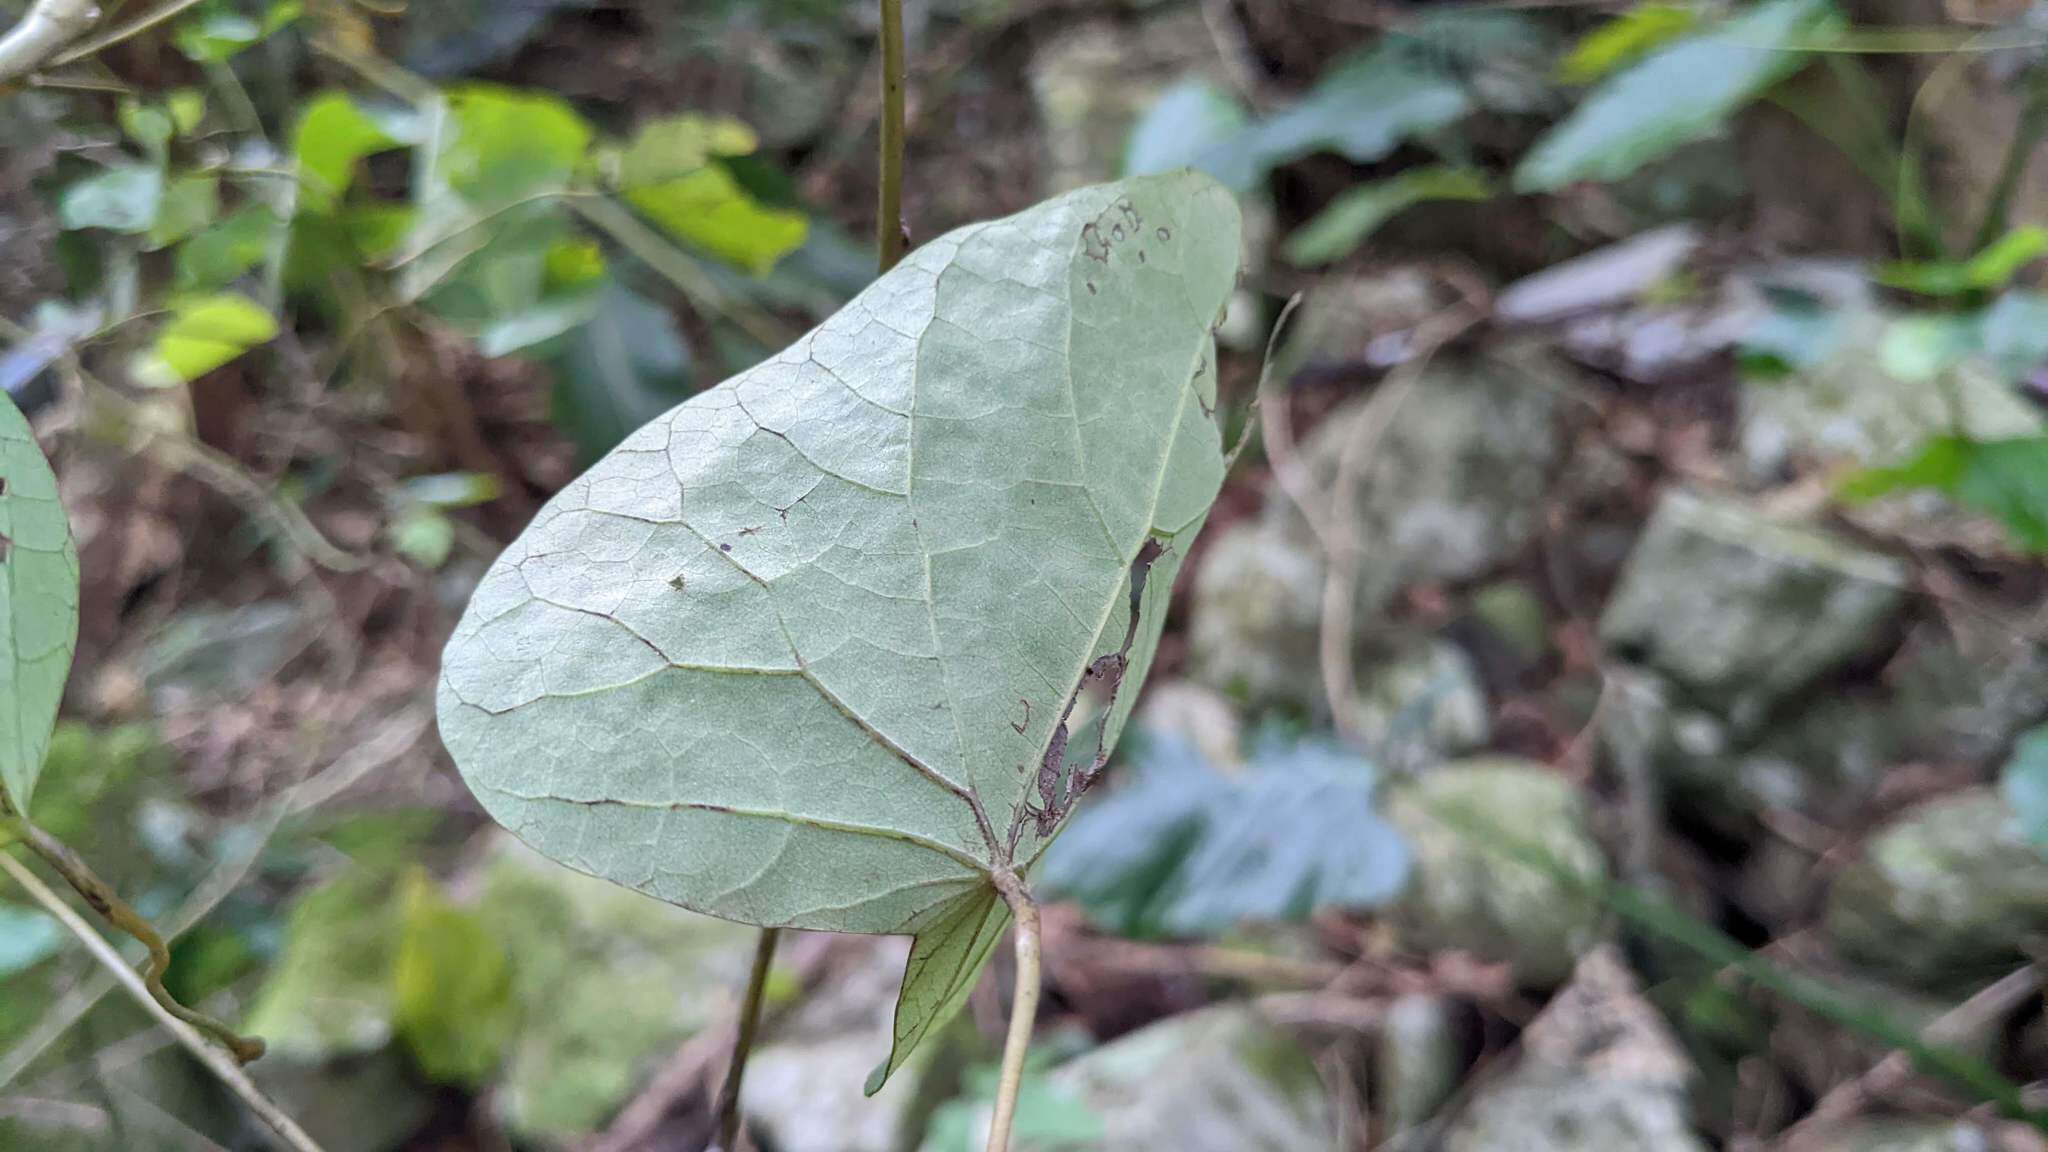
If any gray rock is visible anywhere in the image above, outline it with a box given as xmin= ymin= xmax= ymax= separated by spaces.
xmin=1599 ymin=490 xmax=1908 ymax=729
xmin=477 ymin=837 xmax=760 ymax=1147
xmin=1606 ymin=667 xmax=1910 ymax=834
xmin=741 ymin=939 xmax=936 ymax=1152
xmin=1444 ymin=950 xmax=1705 ymax=1152
xmin=1826 ymin=789 xmax=2048 ymax=989
xmin=1278 ymin=353 xmax=1561 ymax=598
xmin=1024 ymin=1005 xmax=1335 ymax=1152
xmin=1029 ymin=9 xmax=1228 ymax=194
xmin=1377 ymin=994 xmax=1463 ymax=1136
xmin=1384 ymin=758 xmax=1609 ymax=988
xmin=1890 ymin=617 xmax=2048 ymax=765
xmin=1738 ymin=304 xmax=2044 ymax=478
xmin=1349 ymin=636 xmax=1489 ymax=773
xmin=1186 ymin=520 xmax=1325 ymax=708
xmin=1135 ymin=679 xmax=1243 ymax=770
xmin=1788 ymin=1119 xmax=1998 ymax=1152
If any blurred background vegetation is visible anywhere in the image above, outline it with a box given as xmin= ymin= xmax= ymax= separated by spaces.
xmin=2 ymin=0 xmax=2048 ymax=1149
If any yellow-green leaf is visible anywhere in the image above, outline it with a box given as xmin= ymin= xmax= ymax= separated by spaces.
xmin=132 ymin=294 xmax=280 ymax=387
xmin=623 ymin=166 xmax=807 ymax=276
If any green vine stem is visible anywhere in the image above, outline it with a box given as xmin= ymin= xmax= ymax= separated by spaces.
xmin=986 ymin=874 xmax=1043 ymax=1152
xmin=1975 ymin=56 xmax=2048 ymax=252
xmin=0 ymin=847 xmax=323 ymax=1152
xmin=878 ymin=0 xmax=908 ymax=273
xmin=0 ymin=795 xmax=265 ymax=1064
xmin=708 ymin=9 xmax=912 ymax=1148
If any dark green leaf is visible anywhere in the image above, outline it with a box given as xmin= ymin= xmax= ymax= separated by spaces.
xmin=1040 ymin=732 xmax=1411 ymax=937
xmin=1283 ymin=166 xmax=1492 ymax=267
xmin=175 ymin=205 xmax=283 ymax=291
xmin=542 ymin=280 xmax=692 ymax=462
xmin=146 ymin=173 xmax=221 ymax=251
xmin=1843 ymin=435 xmax=2048 ymax=552
xmin=1515 ymin=0 xmax=1837 ymax=192
xmin=1207 ymin=45 xmax=1471 ymax=190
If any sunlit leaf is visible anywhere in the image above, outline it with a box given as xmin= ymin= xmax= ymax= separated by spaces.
xmin=615 ymin=115 xmax=758 ymax=186
xmin=58 ymin=165 xmax=165 ymax=234
xmin=1877 ymin=227 xmax=2048 ymax=297
xmin=1560 ymin=4 xmax=1701 ymax=84
xmin=440 ymin=84 xmax=591 ymax=205
xmin=623 ymin=165 xmax=808 ymax=275
xmin=1040 ymin=732 xmax=1410 ymax=937
xmin=1283 ymin=166 xmax=1492 ymax=267
xmin=393 ymin=870 xmax=516 ymax=1086
xmin=1515 ymin=0 xmax=1838 ymax=192
xmin=131 ymin=294 xmax=280 ymax=387
xmin=437 ymin=173 xmax=1242 ymax=1090
xmin=294 ymin=92 xmax=403 ymax=212
xmin=0 ymin=391 xmax=81 ymax=816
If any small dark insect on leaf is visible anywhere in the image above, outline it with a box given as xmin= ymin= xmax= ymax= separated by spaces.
xmin=719 ymin=543 xmax=732 ymax=552
xmin=668 ymin=574 xmax=687 ymax=591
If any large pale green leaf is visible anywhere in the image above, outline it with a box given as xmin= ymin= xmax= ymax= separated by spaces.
xmin=0 ymin=391 xmax=81 ymax=817
xmin=1515 ymin=0 xmax=1838 ymax=192
xmin=438 ymin=172 xmax=1241 ymax=1087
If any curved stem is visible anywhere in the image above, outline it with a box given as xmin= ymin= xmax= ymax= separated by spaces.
xmin=1 ymin=804 xmax=264 ymax=1063
xmin=711 ymin=927 xmax=780 ymax=1151
xmin=877 ymin=0 xmax=908 ymax=274
xmin=0 ymin=851 xmax=322 ymax=1152
xmin=985 ymin=877 xmax=1041 ymax=1152
xmin=0 ymin=0 xmax=96 ymax=84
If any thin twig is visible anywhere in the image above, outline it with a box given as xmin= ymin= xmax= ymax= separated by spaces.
xmin=0 ymin=707 xmax=433 ymax=1092
xmin=49 ymin=0 xmax=208 ymax=67
xmin=1778 ymin=965 xmax=2045 ymax=1147
xmin=0 ymin=852 xmax=326 ymax=1152
xmin=985 ymin=875 xmax=1042 ymax=1152
xmin=0 ymin=0 xmax=97 ymax=83
xmin=1974 ymin=57 xmax=2048 ymax=251
xmin=877 ymin=0 xmax=908 ymax=273
xmin=710 ymin=927 xmax=780 ymax=1152
xmin=1 ymin=803 xmax=263 ymax=1063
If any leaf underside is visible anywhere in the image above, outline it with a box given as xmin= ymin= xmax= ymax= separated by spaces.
xmin=437 ymin=171 xmax=1242 ymax=1088
xmin=0 ymin=390 xmax=81 ymax=817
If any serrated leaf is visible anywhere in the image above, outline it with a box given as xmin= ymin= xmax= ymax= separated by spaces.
xmin=1040 ymin=732 xmax=1410 ymax=938
xmin=1515 ymin=0 xmax=1837 ymax=192
xmin=437 ymin=172 xmax=1242 ymax=1088
xmin=0 ymin=392 xmax=80 ymax=817
xmin=1283 ymin=166 xmax=1492 ymax=267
